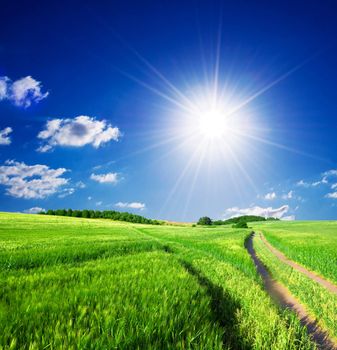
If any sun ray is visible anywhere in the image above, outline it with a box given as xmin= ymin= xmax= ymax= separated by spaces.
xmin=226 ymin=53 xmax=320 ymax=119
xmin=128 ymin=49 xmax=198 ymax=112
xmin=158 ymin=138 xmax=208 ymax=219
xmin=113 ymin=131 xmax=193 ymax=164
xmin=212 ymin=11 xmax=223 ymax=107
xmin=116 ymin=68 xmax=196 ymax=114
xmin=85 ymin=13 xmax=332 ymax=217
xmin=181 ymin=139 xmax=209 ymax=219
xmin=221 ymin=143 xmax=259 ymax=194
xmin=97 ymin=23 xmax=198 ymax=113
xmin=233 ymin=130 xmax=333 ymax=165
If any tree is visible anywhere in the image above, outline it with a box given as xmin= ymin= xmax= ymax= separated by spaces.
xmin=42 ymin=208 xmax=160 ymax=225
xmin=56 ymin=209 xmax=66 ymax=216
xmin=82 ymin=210 xmax=90 ymax=218
xmin=197 ymin=216 xmax=212 ymax=225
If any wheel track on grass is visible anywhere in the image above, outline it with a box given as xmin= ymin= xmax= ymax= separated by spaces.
xmin=246 ymin=232 xmax=337 ymax=350
xmin=130 ymin=225 xmax=260 ymax=282
xmin=259 ymin=232 xmax=337 ymax=295
xmin=134 ymin=225 xmax=332 ymax=348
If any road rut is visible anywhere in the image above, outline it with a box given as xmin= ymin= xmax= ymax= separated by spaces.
xmin=245 ymin=232 xmax=337 ymax=350
xmin=259 ymin=233 xmax=337 ymax=295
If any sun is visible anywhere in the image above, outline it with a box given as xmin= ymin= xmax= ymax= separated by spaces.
xmin=181 ymin=92 xmax=241 ymax=145
xmin=197 ymin=107 xmax=228 ymax=139
xmin=167 ymin=87 xmax=259 ymax=162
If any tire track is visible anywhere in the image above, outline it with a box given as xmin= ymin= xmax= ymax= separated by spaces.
xmin=245 ymin=232 xmax=337 ymax=350
xmin=259 ymin=233 xmax=337 ymax=295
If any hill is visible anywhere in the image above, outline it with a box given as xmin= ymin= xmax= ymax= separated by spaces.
xmin=213 ymin=215 xmax=279 ymax=225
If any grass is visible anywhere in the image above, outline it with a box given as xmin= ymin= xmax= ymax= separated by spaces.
xmin=254 ymin=220 xmax=337 ymax=284
xmin=253 ymin=221 xmax=337 ymax=342
xmin=0 ymin=212 xmax=315 ymax=349
xmin=1 ymin=252 xmax=226 ymax=349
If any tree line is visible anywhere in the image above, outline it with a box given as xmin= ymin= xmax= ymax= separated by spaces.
xmin=213 ymin=215 xmax=279 ymax=225
xmin=197 ymin=215 xmax=279 ymax=227
xmin=39 ymin=209 xmax=163 ymax=225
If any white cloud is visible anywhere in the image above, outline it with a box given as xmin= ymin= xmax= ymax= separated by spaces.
xmin=115 ymin=202 xmax=146 ymax=210
xmin=296 ymin=180 xmax=309 ymax=187
xmin=325 ymin=192 xmax=337 ymax=199
xmin=88 ymin=196 xmax=92 ymax=200
xmin=37 ymin=116 xmax=121 ymax=152
xmin=58 ymin=180 xmax=86 ymax=198
xmin=264 ymin=192 xmax=276 ymax=200
xmin=0 ymin=160 xmax=68 ymax=199
xmin=224 ymin=205 xmax=290 ymax=220
xmin=296 ymin=170 xmax=337 ymax=190
xmin=11 ymin=76 xmax=49 ymax=107
xmin=58 ymin=187 xmax=75 ymax=198
xmin=297 ymin=177 xmax=327 ymax=188
xmin=24 ymin=207 xmax=45 ymax=214
xmin=282 ymin=215 xmax=295 ymax=221
xmin=0 ymin=127 xmax=12 ymax=145
xmin=92 ymin=160 xmax=115 ymax=171
xmin=0 ymin=77 xmax=9 ymax=100
xmin=90 ymin=172 xmax=119 ymax=184
xmin=312 ymin=177 xmax=328 ymax=186
xmin=75 ymin=181 xmax=86 ymax=189
xmin=95 ymin=201 xmax=103 ymax=206
xmin=282 ymin=190 xmax=293 ymax=200
xmin=331 ymin=183 xmax=337 ymax=190
xmin=323 ymin=169 xmax=337 ymax=177
xmin=0 ymin=76 xmax=48 ymax=107
xmin=37 ymin=144 xmax=53 ymax=153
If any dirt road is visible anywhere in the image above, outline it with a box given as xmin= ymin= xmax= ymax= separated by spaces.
xmin=245 ymin=232 xmax=336 ymax=350
xmin=259 ymin=233 xmax=337 ymax=295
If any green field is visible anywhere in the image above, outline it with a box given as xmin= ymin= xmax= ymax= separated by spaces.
xmin=254 ymin=220 xmax=337 ymax=284
xmin=254 ymin=220 xmax=337 ymax=343
xmin=2 ymin=213 xmax=336 ymax=349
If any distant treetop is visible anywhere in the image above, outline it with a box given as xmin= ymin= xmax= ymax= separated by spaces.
xmin=197 ymin=216 xmax=213 ymax=225
xmin=208 ymin=215 xmax=279 ymax=226
xmin=40 ymin=209 xmax=162 ymax=225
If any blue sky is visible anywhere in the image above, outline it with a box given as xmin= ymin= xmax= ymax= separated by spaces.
xmin=1 ymin=0 xmax=337 ymax=221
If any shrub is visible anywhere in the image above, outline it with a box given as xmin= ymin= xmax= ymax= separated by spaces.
xmin=197 ymin=217 xmax=213 ymax=226
xmin=232 ymin=221 xmax=248 ymax=229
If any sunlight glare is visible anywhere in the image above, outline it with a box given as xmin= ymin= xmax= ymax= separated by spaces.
xmin=198 ymin=107 xmax=227 ymax=139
